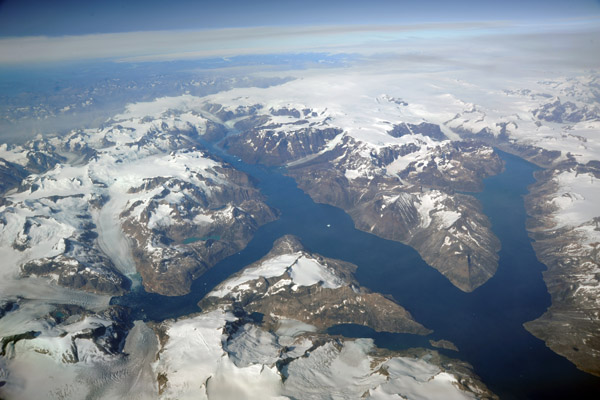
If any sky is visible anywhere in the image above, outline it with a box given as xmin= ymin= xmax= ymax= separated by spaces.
xmin=1 ymin=0 xmax=599 ymax=36
xmin=0 ymin=0 xmax=599 ymax=65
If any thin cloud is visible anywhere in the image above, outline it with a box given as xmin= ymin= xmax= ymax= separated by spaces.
xmin=0 ymin=22 xmax=529 ymax=65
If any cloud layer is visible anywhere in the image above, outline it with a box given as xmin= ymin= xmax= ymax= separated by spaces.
xmin=0 ymin=20 xmax=597 ymax=67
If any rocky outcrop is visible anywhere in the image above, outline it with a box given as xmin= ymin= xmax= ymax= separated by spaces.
xmin=429 ymin=339 xmax=459 ymax=351
xmin=222 ymin=116 xmax=342 ymax=166
xmin=223 ymin=126 xmax=341 ymax=166
xmin=397 ymin=141 xmax=503 ymax=192
xmin=22 ymin=252 xmax=130 ymax=296
xmin=533 ymin=97 xmax=600 ymax=123
xmin=0 ymin=159 xmax=28 ymax=195
xmin=388 ymin=122 xmax=447 ymax=141
xmin=201 ymin=103 xmax=342 ymax=166
xmin=248 ymin=283 xmax=428 ymax=334
xmin=407 ymin=193 xmax=500 ymax=292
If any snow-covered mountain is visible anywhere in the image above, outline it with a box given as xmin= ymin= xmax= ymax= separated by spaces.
xmin=0 ymin=236 xmax=496 ymax=399
xmin=0 ymin=105 xmax=276 ymax=296
xmin=196 ymin=82 xmax=504 ymax=292
xmin=154 ymin=236 xmax=495 ymax=400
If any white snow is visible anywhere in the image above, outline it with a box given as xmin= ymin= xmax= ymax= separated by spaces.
xmin=437 ymin=210 xmax=462 ymax=229
xmin=193 ymin=213 xmax=214 ymax=225
xmin=288 ymin=256 xmax=344 ymax=289
xmin=209 ymin=252 xmax=344 ymax=298
xmin=94 ymin=193 xmax=137 ymax=276
xmin=155 ymin=313 xmax=479 ymax=400
xmin=275 ymin=318 xmax=317 ymax=338
xmin=283 ymin=338 xmax=477 ymax=400
xmin=415 ymin=190 xmax=460 ymax=229
xmin=91 ymin=321 xmax=160 ymax=400
xmin=0 ymin=303 xmax=143 ymax=399
xmin=226 ymin=325 xmax=280 ymax=367
xmin=0 ymin=143 xmax=29 ymax=166
xmin=114 ymin=95 xmax=205 ymax=121
xmin=551 ymin=170 xmax=600 ymax=228
xmin=155 ymin=309 xmax=284 ymax=400
xmin=155 ymin=310 xmax=232 ymax=399
xmin=147 ymin=203 xmax=175 ymax=229
xmin=386 ymin=144 xmax=431 ymax=176
xmin=204 ymin=358 xmax=284 ymax=400
xmin=344 ymin=168 xmax=362 ymax=180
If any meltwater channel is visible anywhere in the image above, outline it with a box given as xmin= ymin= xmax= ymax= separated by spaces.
xmin=113 ymin=148 xmax=600 ymax=399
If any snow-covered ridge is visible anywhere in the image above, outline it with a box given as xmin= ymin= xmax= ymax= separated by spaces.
xmin=209 ymin=252 xmax=344 ymax=298
xmin=533 ymin=165 xmax=600 ymax=308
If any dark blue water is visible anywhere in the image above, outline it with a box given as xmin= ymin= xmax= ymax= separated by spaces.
xmin=112 ymin=150 xmax=600 ymax=399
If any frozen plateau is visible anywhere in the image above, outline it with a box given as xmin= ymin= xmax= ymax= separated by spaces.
xmin=0 ymin=56 xmax=599 ymax=399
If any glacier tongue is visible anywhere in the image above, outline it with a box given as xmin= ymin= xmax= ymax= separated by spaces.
xmin=88 ymin=321 xmax=159 ymax=400
xmin=95 ymin=193 xmax=137 ymax=277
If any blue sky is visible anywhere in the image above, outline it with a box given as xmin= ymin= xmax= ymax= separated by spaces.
xmin=1 ymin=0 xmax=599 ymax=36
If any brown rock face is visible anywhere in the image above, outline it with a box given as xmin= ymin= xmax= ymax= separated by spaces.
xmin=244 ymin=283 xmax=430 ymax=335
xmin=223 ymin=126 xmax=342 ymax=166
xmin=21 ymin=253 xmax=130 ymax=296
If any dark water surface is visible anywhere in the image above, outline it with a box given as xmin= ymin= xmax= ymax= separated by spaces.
xmin=112 ymin=149 xmax=600 ymax=399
